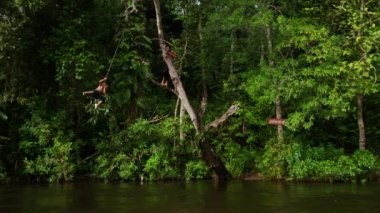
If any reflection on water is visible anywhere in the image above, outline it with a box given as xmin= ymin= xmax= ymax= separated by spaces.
xmin=0 ymin=181 xmax=379 ymax=213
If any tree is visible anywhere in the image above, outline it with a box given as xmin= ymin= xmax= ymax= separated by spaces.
xmin=153 ymin=0 xmax=239 ymax=179
xmin=335 ymin=0 xmax=380 ymax=150
xmin=304 ymin=0 xmax=380 ymax=150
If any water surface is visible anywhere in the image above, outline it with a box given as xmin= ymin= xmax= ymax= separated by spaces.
xmin=1 ymin=181 xmax=379 ymax=212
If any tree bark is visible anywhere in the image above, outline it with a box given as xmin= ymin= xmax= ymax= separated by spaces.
xmin=206 ymin=105 xmax=240 ymax=131
xmin=198 ymin=138 xmax=230 ymax=180
xmin=266 ymin=26 xmax=284 ymax=144
xmin=357 ymin=94 xmax=366 ymax=150
xmin=229 ymin=32 xmax=235 ymax=75
xmin=260 ymin=43 xmax=265 ymax=62
xmin=356 ymin=0 xmax=366 ymax=150
xmin=275 ymin=95 xmax=284 ymax=143
xmin=179 ymin=102 xmax=186 ymax=142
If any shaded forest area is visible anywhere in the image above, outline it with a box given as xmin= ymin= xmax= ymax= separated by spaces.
xmin=0 ymin=0 xmax=380 ymax=183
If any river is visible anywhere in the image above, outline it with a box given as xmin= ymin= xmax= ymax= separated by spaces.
xmin=1 ymin=181 xmax=379 ymax=212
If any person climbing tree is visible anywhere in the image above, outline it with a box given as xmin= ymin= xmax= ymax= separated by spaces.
xmin=165 ymin=44 xmax=176 ymax=59
xmin=160 ymin=76 xmax=168 ymax=87
xmin=160 ymin=68 xmax=169 ymax=87
xmin=159 ymin=45 xmax=176 ymax=87
xmin=82 ymin=77 xmax=108 ymax=109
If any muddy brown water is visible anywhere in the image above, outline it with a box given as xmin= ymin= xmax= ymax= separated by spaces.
xmin=1 ymin=181 xmax=379 ymax=212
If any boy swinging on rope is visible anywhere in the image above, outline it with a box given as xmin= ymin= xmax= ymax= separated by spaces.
xmin=82 ymin=77 xmax=108 ymax=109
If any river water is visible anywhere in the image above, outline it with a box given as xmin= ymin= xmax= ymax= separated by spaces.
xmin=0 ymin=181 xmax=379 ymax=213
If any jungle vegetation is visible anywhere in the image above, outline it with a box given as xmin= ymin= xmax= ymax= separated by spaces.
xmin=0 ymin=0 xmax=379 ymax=183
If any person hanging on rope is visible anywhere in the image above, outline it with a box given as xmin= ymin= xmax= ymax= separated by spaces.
xmin=82 ymin=77 xmax=108 ymax=109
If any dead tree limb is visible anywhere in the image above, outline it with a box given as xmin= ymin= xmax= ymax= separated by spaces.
xmin=206 ymin=105 xmax=240 ymax=131
xmin=124 ymin=0 xmax=141 ymax=20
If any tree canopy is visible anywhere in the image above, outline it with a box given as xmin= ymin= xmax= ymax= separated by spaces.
xmin=0 ymin=0 xmax=379 ymax=183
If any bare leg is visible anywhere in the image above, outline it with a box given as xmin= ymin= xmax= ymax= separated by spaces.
xmin=161 ymin=77 xmax=167 ymax=87
xmin=95 ymin=100 xmax=103 ymax=109
xmin=83 ymin=90 xmax=94 ymax=96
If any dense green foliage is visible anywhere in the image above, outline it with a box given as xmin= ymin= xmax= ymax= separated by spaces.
xmin=258 ymin=141 xmax=377 ymax=182
xmin=0 ymin=0 xmax=379 ymax=183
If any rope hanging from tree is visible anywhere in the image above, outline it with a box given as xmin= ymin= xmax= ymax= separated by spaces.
xmin=105 ymin=30 xmax=125 ymax=79
xmin=82 ymin=0 xmax=140 ymax=109
xmin=105 ymin=0 xmax=140 ymax=78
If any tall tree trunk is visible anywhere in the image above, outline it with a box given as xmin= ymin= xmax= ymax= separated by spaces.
xmin=175 ymin=35 xmax=188 ymax=142
xmin=229 ymin=32 xmax=235 ymax=75
xmin=198 ymin=15 xmax=208 ymax=119
xmin=260 ymin=43 xmax=265 ymax=62
xmin=357 ymin=94 xmax=366 ymax=150
xmin=179 ymin=102 xmax=186 ymax=142
xmin=266 ymin=26 xmax=284 ymax=143
xmin=153 ymin=0 xmax=232 ymax=179
xmin=356 ymin=0 xmax=366 ymax=150
xmin=275 ymin=94 xmax=284 ymax=143
xmin=153 ymin=0 xmax=202 ymax=133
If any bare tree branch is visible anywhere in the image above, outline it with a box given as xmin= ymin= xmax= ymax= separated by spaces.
xmin=206 ymin=105 xmax=239 ymax=131
xmin=124 ymin=0 xmax=141 ymax=20
xmin=177 ymin=35 xmax=188 ymax=73
xmin=148 ymin=114 xmax=170 ymax=123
